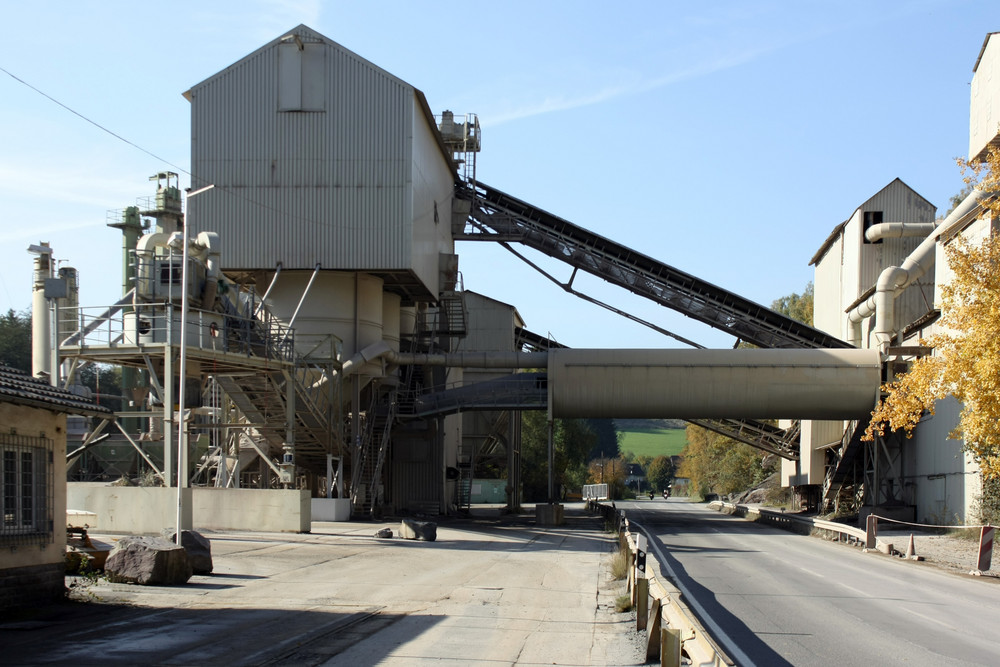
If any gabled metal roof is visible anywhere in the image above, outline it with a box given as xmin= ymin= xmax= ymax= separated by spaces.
xmin=0 ymin=365 xmax=113 ymax=417
xmin=182 ymin=24 xmax=456 ymax=175
xmin=809 ymin=178 xmax=935 ymax=266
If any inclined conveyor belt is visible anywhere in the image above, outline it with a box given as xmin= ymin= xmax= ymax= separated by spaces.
xmin=455 ymin=181 xmax=851 ymax=351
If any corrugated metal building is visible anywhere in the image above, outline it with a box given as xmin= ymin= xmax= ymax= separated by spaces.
xmin=810 ymin=178 xmax=937 ymax=346
xmin=184 ymin=24 xmax=456 ymax=309
xmin=454 ymin=292 xmax=525 ymax=506
xmin=182 ymin=25 xmax=465 ymax=515
xmin=791 ymin=179 xmax=936 ymax=499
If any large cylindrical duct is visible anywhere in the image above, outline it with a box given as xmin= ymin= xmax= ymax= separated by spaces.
xmin=547 ymin=348 xmax=881 ymax=420
xmin=382 ymin=293 xmax=401 ymax=353
xmin=262 ymin=271 xmax=384 ymax=360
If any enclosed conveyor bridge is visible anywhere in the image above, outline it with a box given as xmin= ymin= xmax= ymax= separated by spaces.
xmin=451 ymin=181 xmax=863 ymax=465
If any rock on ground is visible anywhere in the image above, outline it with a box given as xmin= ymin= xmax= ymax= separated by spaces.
xmin=105 ymin=536 xmax=193 ymax=585
xmin=163 ymin=530 xmax=214 ymax=575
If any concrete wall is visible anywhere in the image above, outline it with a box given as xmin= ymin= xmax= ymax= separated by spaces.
xmin=67 ymin=484 xmax=310 ymax=533
xmin=311 ymin=498 xmax=352 ymax=521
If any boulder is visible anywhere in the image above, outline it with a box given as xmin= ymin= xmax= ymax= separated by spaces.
xmin=163 ymin=529 xmax=214 ymax=574
xmin=105 ymin=536 xmax=192 ymax=585
xmin=400 ymin=518 xmax=437 ymax=541
xmin=374 ymin=528 xmax=393 ymax=539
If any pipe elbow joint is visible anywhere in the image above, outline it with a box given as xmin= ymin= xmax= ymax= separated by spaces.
xmin=876 ymin=266 xmax=908 ymax=292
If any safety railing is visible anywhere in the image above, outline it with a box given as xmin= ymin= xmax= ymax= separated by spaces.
xmin=582 ymin=483 xmax=609 ymax=501
xmin=59 ymin=301 xmax=296 ymax=363
xmin=710 ymin=500 xmax=878 ymax=546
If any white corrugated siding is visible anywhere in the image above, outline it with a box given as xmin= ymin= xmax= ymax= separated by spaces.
xmin=970 ymin=34 xmax=1000 ymax=161
xmin=813 ymin=235 xmax=844 ymax=338
xmin=188 ymin=29 xmax=416 ymax=273
xmin=833 ymin=180 xmax=937 ymax=346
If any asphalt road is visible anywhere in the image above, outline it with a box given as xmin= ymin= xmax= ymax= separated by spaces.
xmin=623 ymin=498 xmax=1000 ymax=667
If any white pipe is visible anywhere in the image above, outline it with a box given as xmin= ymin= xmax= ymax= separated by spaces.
xmin=254 ymin=262 xmax=282 ymax=317
xmin=195 ymin=231 xmax=221 ymax=307
xmin=135 ymin=232 xmax=175 ymax=301
xmin=283 ymin=263 xmax=321 ymax=340
xmin=337 ymin=339 xmax=550 ymax=377
xmin=864 ymin=222 xmax=936 ymax=243
xmin=847 ymin=188 xmax=987 ymax=348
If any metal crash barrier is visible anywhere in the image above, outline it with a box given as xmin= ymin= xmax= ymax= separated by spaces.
xmin=589 ymin=501 xmax=733 ymax=667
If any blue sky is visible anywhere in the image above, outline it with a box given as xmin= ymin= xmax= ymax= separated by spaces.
xmin=0 ymin=1 xmax=994 ymax=349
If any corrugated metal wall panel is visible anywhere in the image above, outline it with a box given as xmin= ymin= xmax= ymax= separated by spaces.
xmin=188 ymin=29 xmax=417 ymax=274
xmin=970 ymin=35 xmax=1000 ymax=161
xmin=814 ymin=236 xmax=844 ymax=338
xmin=391 ymin=427 xmax=443 ymax=513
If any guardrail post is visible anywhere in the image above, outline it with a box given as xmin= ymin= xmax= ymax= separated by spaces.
xmin=865 ymin=514 xmax=876 ymax=550
xmin=645 ymin=600 xmax=662 ymax=662
xmin=662 ymin=627 xmax=682 ymax=667
xmin=636 ymin=577 xmax=649 ymax=631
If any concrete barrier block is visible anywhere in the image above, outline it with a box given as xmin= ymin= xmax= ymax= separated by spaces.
xmin=400 ymin=518 xmax=437 ymax=541
xmin=535 ymin=503 xmax=565 ymax=526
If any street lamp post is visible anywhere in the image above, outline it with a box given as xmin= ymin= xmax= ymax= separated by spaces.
xmin=175 ymin=184 xmax=214 ymax=546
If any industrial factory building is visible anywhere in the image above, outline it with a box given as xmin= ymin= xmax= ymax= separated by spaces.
xmin=21 ymin=26 xmax=1000 ymax=532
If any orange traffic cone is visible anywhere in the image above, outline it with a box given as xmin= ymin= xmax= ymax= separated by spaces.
xmin=905 ymin=534 xmax=916 ymax=560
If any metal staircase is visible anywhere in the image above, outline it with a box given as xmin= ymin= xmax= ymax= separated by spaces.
xmin=350 ymin=385 xmax=397 ymax=516
xmin=435 ymin=290 xmax=468 ymax=337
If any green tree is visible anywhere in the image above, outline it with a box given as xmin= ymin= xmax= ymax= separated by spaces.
xmin=771 ymin=282 xmax=814 ymax=326
xmin=0 ymin=308 xmax=31 ymax=371
xmin=77 ymin=363 xmax=123 ymax=410
xmin=646 ymin=455 xmax=675 ymax=493
xmin=520 ymin=412 xmax=597 ymax=502
xmin=585 ymin=418 xmax=621 ymax=461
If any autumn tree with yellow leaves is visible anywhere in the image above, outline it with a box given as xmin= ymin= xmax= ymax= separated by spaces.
xmin=866 ymin=147 xmax=1000 ymax=480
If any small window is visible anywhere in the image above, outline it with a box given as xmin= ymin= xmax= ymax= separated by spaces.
xmin=159 ymin=261 xmax=182 ymax=285
xmin=1 ymin=434 xmax=53 ymax=545
xmin=863 ymin=211 xmax=884 ymax=244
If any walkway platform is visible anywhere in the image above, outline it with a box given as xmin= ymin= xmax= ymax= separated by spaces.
xmin=1 ymin=503 xmax=646 ymax=666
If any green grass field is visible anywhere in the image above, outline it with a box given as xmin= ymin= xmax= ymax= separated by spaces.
xmin=619 ymin=426 xmax=687 ymax=459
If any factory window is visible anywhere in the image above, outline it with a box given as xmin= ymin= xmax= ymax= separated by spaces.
xmin=863 ymin=210 xmax=883 ymax=244
xmin=1 ymin=434 xmax=53 ymax=545
xmin=278 ymin=40 xmax=326 ymax=112
xmin=159 ymin=261 xmax=182 ymax=285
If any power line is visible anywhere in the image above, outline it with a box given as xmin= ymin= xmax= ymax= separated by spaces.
xmin=0 ymin=63 xmax=414 ymax=233
xmin=0 ymin=64 xmax=191 ymax=177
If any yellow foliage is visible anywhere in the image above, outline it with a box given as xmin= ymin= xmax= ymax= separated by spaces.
xmin=957 ymin=143 xmax=1000 ymax=220
xmin=865 ymin=231 xmax=1000 ymax=479
xmin=678 ymin=424 xmax=773 ymax=497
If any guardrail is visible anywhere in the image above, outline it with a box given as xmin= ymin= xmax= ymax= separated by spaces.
xmin=709 ymin=501 xmax=890 ymax=552
xmin=589 ymin=501 xmax=733 ymax=667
